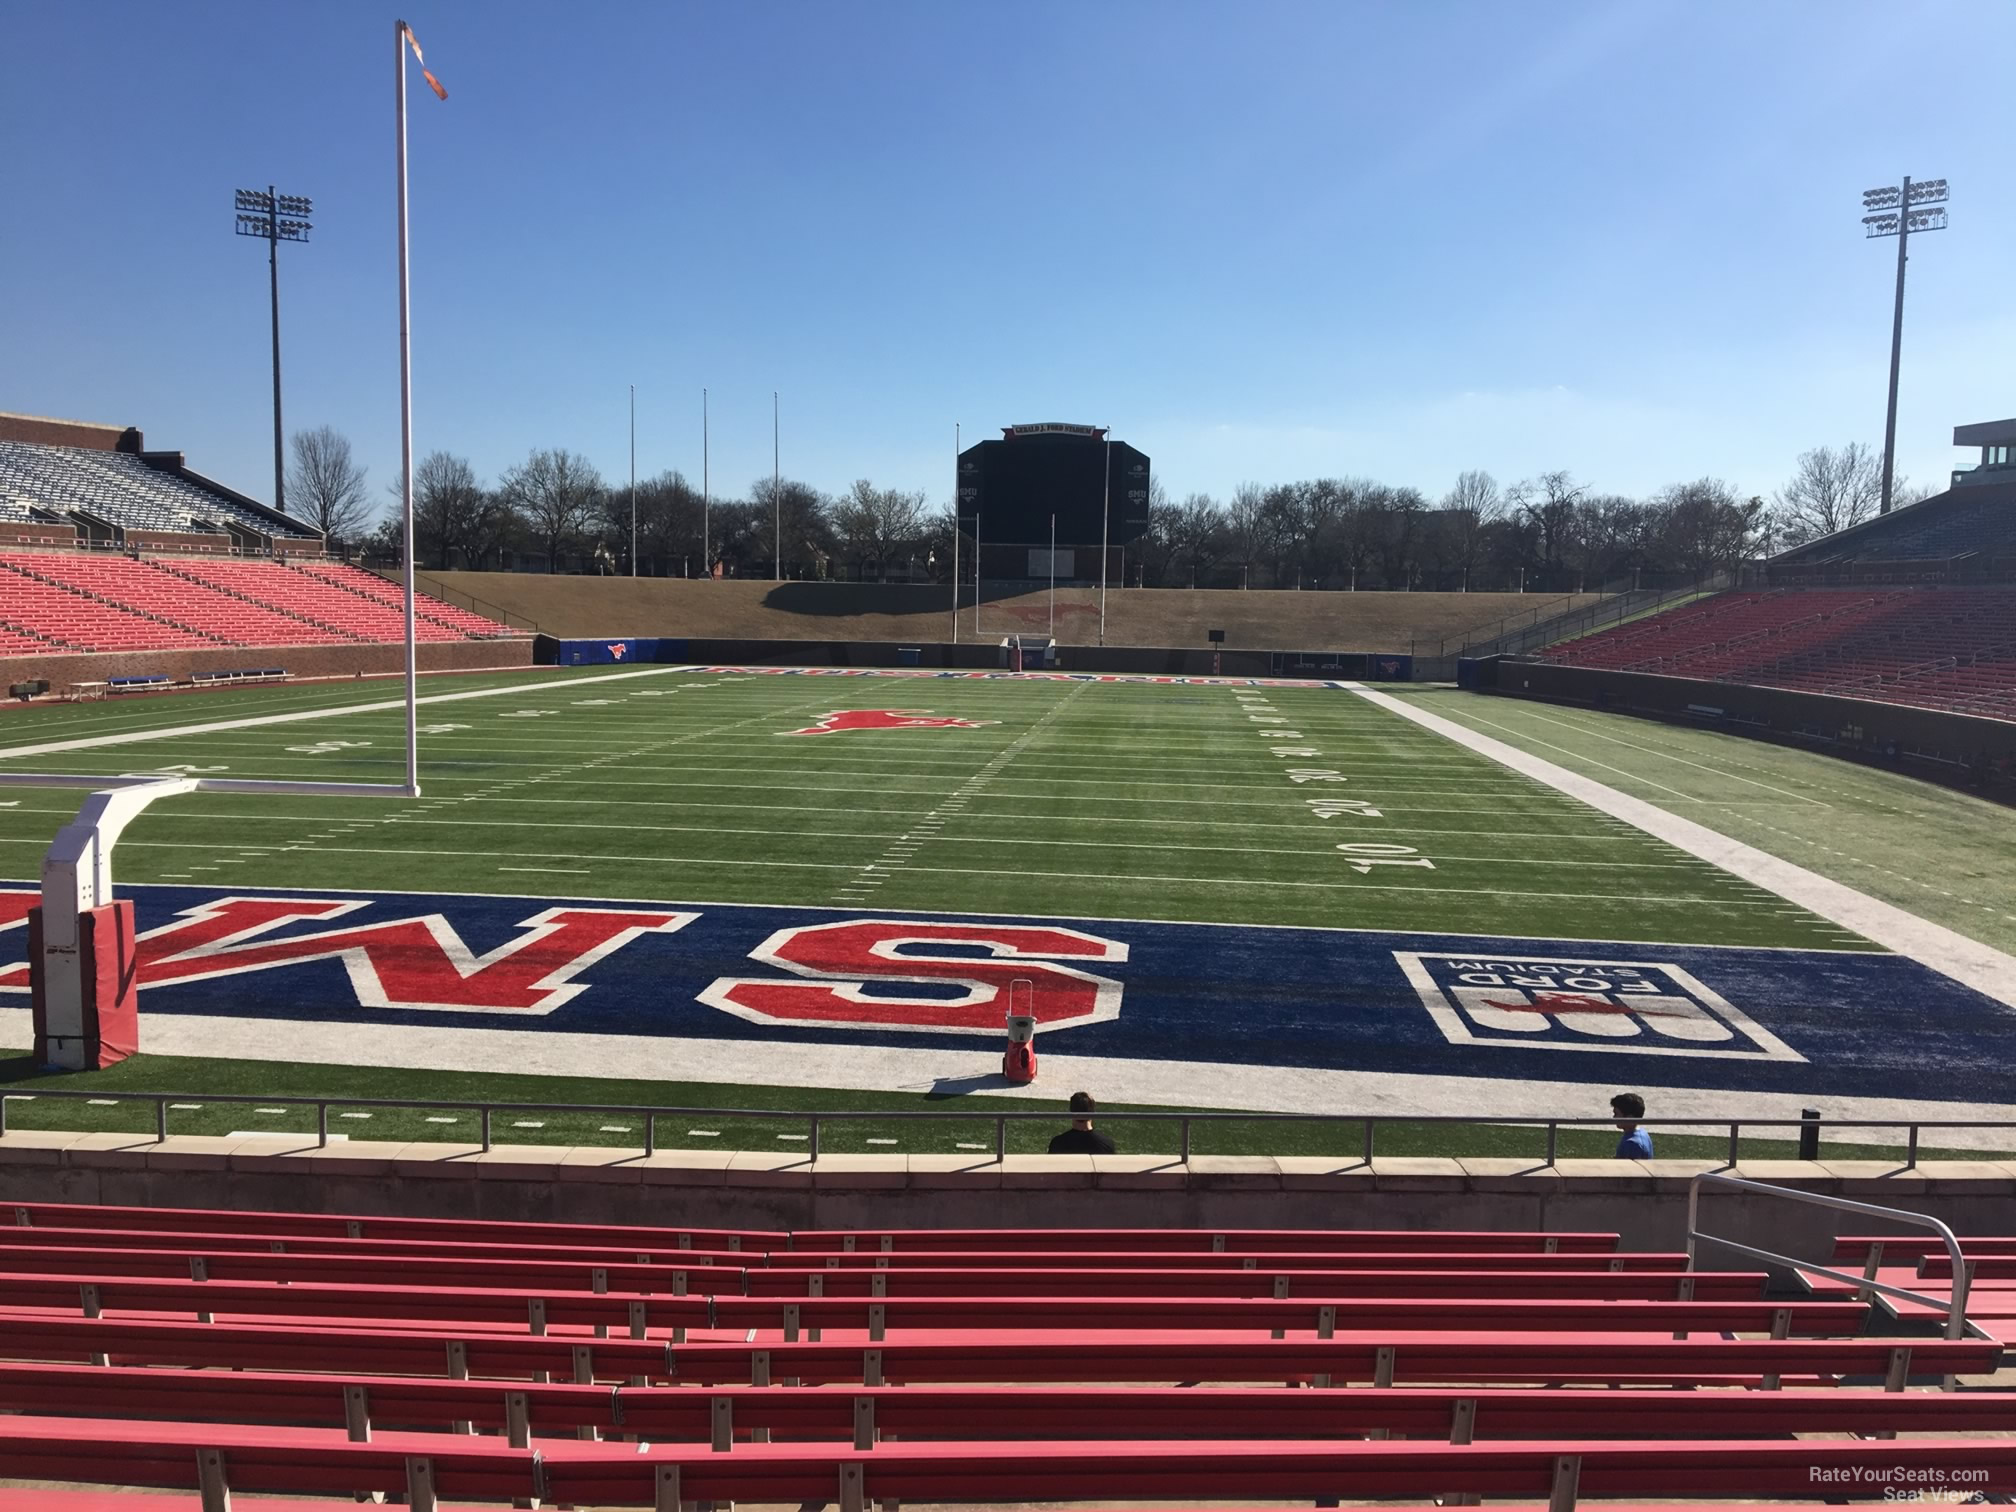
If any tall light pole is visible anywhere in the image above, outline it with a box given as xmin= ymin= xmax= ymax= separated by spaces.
xmin=701 ymin=388 xmax=709 ymax=578
xmin=950 ymin=422 xmax=960 ymax=644
xmin=233 ymin=186 xmax=312 ymax=517
xmin=628 ymin=384 xmax=637 ymax=576
xmin=1862 ymin=176 xmax=1948 ymax=515
xmin=773 ymin=390 xmax=781 ymax=581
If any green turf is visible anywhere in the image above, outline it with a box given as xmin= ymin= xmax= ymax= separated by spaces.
xmin=5 ymin=1052 xmax=1998 ymax=1163
xmin=1394 ymin=689 xmax=2016 ymax=957
xmin=14 ymin=665 xmax=1994 ymax=1158
xmin=0 ymin=666 xmax=1868 ymax=948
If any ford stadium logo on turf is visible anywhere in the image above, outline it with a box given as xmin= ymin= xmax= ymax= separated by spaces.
xmin=783 ymin=709 xmax=1002 ymax=735
xmin=1391 ymin=952 xmax=1805 ymax=1062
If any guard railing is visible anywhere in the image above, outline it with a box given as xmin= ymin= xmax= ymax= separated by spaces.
xmin=4 ymin=1092 xmax=2014 ymax=1167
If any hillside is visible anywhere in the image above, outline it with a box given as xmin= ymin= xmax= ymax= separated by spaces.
xmin=406 ymin=573 xmax=1601 ymax=653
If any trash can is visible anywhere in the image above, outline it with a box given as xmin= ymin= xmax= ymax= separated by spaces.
xmin=898 ymin=647 xmax=921 ymax=668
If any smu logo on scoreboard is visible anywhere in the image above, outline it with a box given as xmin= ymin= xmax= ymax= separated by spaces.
xmin=1392 ymin=951 xmax=1805 ymax=1062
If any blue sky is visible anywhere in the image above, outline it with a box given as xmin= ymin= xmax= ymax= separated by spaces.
xmin=3 ymin=1 xmax=2010 ymax=523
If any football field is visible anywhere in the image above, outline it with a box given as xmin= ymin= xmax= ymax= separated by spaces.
xmin=0 ymin=665 xmax=1864 ymax=945
xmin=2 ymin=665 xmax=2014 ymax=1156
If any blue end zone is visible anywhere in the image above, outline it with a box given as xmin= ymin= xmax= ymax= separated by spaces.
xmin=1 ymin=882 xmax=2006 ymax=1105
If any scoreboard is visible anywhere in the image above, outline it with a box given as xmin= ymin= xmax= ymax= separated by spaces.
xmin=956 ymin=424 xmax=1150 ymax=546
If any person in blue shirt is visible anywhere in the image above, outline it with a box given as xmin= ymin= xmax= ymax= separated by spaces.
xmin=1611 ymin=1093 xmax=1654 ymax=1159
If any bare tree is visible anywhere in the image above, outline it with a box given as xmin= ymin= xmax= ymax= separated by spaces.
xmin=1654 ymin=478 xmax=1765 ymax=577
xmin=286 ymin=426 xmax=371 ymax=546
xmin=395 ymin=451 xmax=505 ymax=571
xmin=625 ymin=471 xmax=705 ymax=574
xmin=500 ymin=449 xmax=605 ymax=572
xmin=748 ymin=477 xmax=835 ymax=577
xmin=832 ymin=480 xmax=930 ymax=576
xmin=1774 ymin=443 xmax=1882 ymax=547
xmin=1439 ymin=469 xmax=1503 ymax=590
xmin=1222 ymin=483 xmax=1269 ymax=587
xmin=1508 ymin=470 xmax=1587 ymax=575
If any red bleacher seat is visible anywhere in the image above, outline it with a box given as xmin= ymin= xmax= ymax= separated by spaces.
xmin=0 ymin=554 xmax=222 ymax=651
xmin=292 ymin=557 xmax=510 ymax=637
xmin=0 ymin=551 xmax=514 ymax=656
xmin=1542 ymin=585 xmax=2016 ymax=716
xmin=0 ymin=1203 xmax=2005 ymax=1509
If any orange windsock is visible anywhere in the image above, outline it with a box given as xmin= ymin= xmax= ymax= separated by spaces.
xmin=401 ymin=22 xmax=449 ymax=100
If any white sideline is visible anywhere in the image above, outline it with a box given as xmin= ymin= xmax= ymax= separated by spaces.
xmin=0 ymin=667 xmax=697 ymax=764
xmin=1344 ymin=683 xmax=2016 ymax=1013
xmin=6 ymin=1007 xmax=2015 ymax=1143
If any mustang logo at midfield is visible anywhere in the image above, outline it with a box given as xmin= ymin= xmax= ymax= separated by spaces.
xmin=784 ymin=709 xmax=1000 ymax=735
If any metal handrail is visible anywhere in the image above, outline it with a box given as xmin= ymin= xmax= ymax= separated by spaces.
xmin=4 ymin=1090 xmax=2015 ymax=1170
xmin=1686 ymin=1171 xmax=1980 ymax=1342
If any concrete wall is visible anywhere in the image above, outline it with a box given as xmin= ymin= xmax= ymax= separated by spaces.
xmin=0 ymin=636 xmax=534 ymax=691
xmin=1488 ymin=659 xmax=2016 ymax=782
xmin=6 ymin=1132 xmax=2012 ymax=1264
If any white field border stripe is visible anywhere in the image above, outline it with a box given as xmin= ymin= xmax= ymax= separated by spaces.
xmin=0 ymin=666 xmax=698 ymax=763
xmin=1345 ymin=682 xmax=2016 ymax=1012
xmin=6 ymin=1007 xmax=2015 ymax=1142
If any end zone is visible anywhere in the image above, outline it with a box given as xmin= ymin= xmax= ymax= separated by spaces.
xmin=5 ymin=881 xmax=2014 ymax=1138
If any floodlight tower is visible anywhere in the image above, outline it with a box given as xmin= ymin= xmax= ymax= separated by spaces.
xmin=234 ymin=187 xmax=313 ymax=518
xmin=1862 ymin=176 xmax=1948 ymax=515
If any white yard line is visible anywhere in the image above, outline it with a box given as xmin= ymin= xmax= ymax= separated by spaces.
xmin=1346 ymin=683 xmax=2016 ymax=1012
xmin=1445 ymin=702 xmax=1831 ymax=806
xmin=0 ymin=666 xmax=699 ymax=763
xmin=6 ymin=1007 xmax=2012 ymax=1138
xmin=829 ymin=681 xmax=1090 ymax=905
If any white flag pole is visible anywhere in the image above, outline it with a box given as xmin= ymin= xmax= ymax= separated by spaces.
xmin=395 ymin=20 xmax=419 ymax=798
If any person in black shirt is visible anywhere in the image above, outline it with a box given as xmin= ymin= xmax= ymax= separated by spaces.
xmin=1047 ymin=1091 xmax=1116 ymax=1154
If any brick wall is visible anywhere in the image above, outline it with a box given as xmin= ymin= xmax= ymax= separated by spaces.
xmin=124 ymin=531 xmax=237 ymax=554
xmin=0 ymin=523 xmax=79 ymax=548
xmin=0 ymin=413 xmax=137 ymax=451
xmin=0 ymin=637 xmax=533 ymax=691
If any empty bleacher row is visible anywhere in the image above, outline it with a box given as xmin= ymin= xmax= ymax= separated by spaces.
xmin=0 ymin=550 xmax=510 ymax=654
xmin=1540 ymin=586 xmax=2016 ymax=719
xmin=1773 ymin=480 xmax=2016 ymax=573
xmin=0 ymin=440 xmax=308 ymax=540
xmin=0 ymin=1200 xmax=2007 ymax=1509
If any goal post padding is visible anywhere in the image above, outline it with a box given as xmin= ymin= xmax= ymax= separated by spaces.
xmin=29 ymin=900 xmax=138 ymax=1071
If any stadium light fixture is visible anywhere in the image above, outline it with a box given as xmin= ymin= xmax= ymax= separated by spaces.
xmin=233 ymin=184 xmax=313 ymax=520
xmin=1861 ymin=175 xmax=1948 ymax=515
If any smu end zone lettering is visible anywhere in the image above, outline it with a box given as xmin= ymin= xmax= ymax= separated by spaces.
xmin=0 ymin=893 xmax=694 ymax=1015
xmin=700 ymin=918 xmax=1128 ymax=1035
